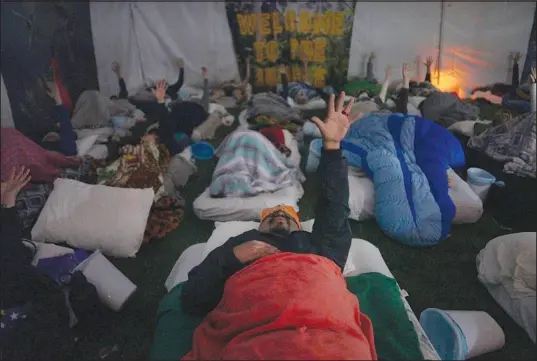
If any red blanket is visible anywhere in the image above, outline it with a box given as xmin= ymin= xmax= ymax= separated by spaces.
xmin=183 ymin=253 xmax=378 ymax=360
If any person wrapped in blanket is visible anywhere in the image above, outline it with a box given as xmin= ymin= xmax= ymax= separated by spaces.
xmin=180 ymin=93 xmax=378 ymax=360
xmin=277 ymin=52 xmax=336 ymax=105
xmin=209 ymin=55 xmax=252 ymax=107
xmin=471 ymin=52 xmax=535 ymax=116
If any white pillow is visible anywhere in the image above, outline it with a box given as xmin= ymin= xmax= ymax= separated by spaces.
xmin=193 ymin=185 xmax=303 ymax=222
xmin=75 ymin=135 xmax=99 ymax=156
xmin=201 ymin=219 xmax=396 ymax=277
xmin=31 ymin=178 xmax=154 ymax=258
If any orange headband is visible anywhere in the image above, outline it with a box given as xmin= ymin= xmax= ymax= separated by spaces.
xmin=260 ymin=205 xmax=301 ymax=229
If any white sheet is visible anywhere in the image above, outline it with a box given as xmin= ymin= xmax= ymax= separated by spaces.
xmin=90 ymin=2 xmax=239 ymax=97
xmin=164 ymin=226 xmax=441 ymax=360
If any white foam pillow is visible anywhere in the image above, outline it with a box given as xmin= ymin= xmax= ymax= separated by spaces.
xmin=201 ymin=219 xmax=395 ymax=278
xmin=348 ymin=168 xmax=483 ymax=224
xmin=193 ymin=185 xmax=303 ymax=222
xmin=31 ymin=178 xmax=155 ymax=258
xmin=75 ymin=135 xmax=99 ymax=156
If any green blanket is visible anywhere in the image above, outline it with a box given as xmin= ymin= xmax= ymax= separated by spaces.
xmin=149 ymin=272 xmax=424 ymax=360
xmin=343 ymin=80 xmax=383 ymax=97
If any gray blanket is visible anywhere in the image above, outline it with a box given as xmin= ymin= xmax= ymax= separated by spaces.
xmin=468 ymin=112 xmax=536 ymax=178
xmin=421 ymin=92 xmax=480 ymax=127
xmin=246 ymin=92 xmax=303 ymax=124
xmin=71 ymin=90 xmax=139 ymax=129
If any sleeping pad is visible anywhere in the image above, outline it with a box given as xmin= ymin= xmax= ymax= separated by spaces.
xmin=341 ymin=113 xmax=465 ymax=246
xmin=150 ymin=270 xmax=424 ymax=360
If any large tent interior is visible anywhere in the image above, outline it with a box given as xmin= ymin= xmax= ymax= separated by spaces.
xmin=1 ymin=1 xmax=536 ymax=360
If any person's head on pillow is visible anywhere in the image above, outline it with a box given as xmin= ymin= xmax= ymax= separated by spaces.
xmin=258 ymin=205 xmax=301 ymax=236
xmin=294 ymin=89 xmax=309 ymax=105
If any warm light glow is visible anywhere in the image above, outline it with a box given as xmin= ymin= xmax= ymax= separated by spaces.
xmin=431 ymin=70 xmax=466 ymax=99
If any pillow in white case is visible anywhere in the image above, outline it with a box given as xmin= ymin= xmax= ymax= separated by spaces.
xmin=31 ymin=178 xmax=154 ymax=258
xmin=76 ymin=135 xmax=99 ymax=156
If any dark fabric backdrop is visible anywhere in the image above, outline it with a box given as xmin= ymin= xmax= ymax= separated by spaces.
xmin=521 ymin=6 xmax=536 ymax=85
xmin=1 ymin=1 xmax=98 ymax=141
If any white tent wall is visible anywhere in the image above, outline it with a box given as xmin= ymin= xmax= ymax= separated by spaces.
xmin=348 ymin=2 xmax=442 ymax=83
xmin=348 ymin=1 xmax=534 ymax=96
xmin=90 ymin=2 xmax=145 ymax=98
xmin=440 ymin=1 xmax=535 ymax=95
xmin=90 ymin=1 xmax=239 ymax=98
xmin=1 ymin=74 xmax=14 ymax=128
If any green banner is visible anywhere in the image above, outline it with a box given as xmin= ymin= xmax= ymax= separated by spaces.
xmin=226 ymin=1 xmax=356 ymax=91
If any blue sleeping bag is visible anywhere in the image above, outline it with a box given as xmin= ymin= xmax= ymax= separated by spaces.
xmin=341 ymin=113 xmax=465 ymax=246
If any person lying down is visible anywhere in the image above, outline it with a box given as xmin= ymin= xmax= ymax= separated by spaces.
xmin=209 ymin=56 xmax=252 ymax=107
xmin=181 ymin=92 xmax=378 ymax=360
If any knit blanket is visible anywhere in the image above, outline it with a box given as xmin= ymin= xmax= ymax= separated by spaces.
xmin=341 ymin=113 xmax=465 ymax=246
xmin=182 ymin=253 xmax=378 ymax=360
xmin=96 ymin=136 xmax=184 ymax=242
xmin=245 ymin=92 xmax=303 ymax=125
xmin=209 ymin=130 xmax=304 ymax=197
xmin=468 ymin=112 xmax=536 ymax=178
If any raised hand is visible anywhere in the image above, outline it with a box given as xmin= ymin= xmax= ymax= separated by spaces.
xmin=385 ymin=65 xmax=392 ymax=79
xmin=1 ymin=166 xmax=31 ymax=207
xmin=512 ymin=52 xmax=522 ymax=63
xmin=45 ymin=80 xmax=62 ymax=104
xmin=278 ymin=64 xmax=287 ymax=74
xmin=112 ymin=61 xmax=121 ymax=76
xmin=233 ymin=240 xmax=280 ymax=264
xmin=152 ymin=80 xmax=168 ymax=104
xmin=530 ymin=67 xmax=536 ymax=84
xmin=310 ymin=92 xmax=362 ymax=150
xmin=402 ymin=63 xmax=410 ymax=80
xmin=177 ymin=58 xmax=184 ymax=68
xmin=424 ymin=56 xmax=434 ymax=69
xmin=201 ymin=66 xmax=208 ymax=79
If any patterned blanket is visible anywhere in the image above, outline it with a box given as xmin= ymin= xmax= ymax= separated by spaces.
xmin=468 ymin=112 xmax=536 ymax=178
xmin=96 ymin=136 xmax=184 ymax=242
xmin=341 ymin=113 xmax=465 ymax=246
xmin=209 ymin=130 xmax=304 ymax=197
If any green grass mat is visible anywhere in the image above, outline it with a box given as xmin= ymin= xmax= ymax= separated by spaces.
xmin=73 ymin=108 xmax=535 ymax=360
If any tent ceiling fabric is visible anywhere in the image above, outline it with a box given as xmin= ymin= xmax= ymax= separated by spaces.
xmin=1 ymin=74 xmax=14 ymax=128
xmin=90 ymin=2 xmax=239 ymax=97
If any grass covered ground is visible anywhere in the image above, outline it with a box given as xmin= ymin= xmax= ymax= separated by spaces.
xmin=74 ymin=108 xmax=536 ymax=360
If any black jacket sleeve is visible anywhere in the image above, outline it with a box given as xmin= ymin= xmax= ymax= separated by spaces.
xmin=310 ymin=149 xmax=352 ymax=271
xmin=167 ymin=68 xmax=184 ymax=101
xmin=181 ymin=236 xmax=247 ymax=317
xmin=396 ymin=88 xmax=409 ymax=114
xmin=1 ymin=206 xmax=22 ymax=247
xmin=154 ymin=103 xmax=182 ymax=156
xmin=118 ymin=78 xmax=129 ymax=99
xmin=512 ymin=61 xmax=520 ymax=88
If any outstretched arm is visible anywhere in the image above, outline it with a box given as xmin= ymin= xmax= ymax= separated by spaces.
xmin=396 ymin=63 xmax=410 ymax=114
xmin=279 ymin=64 xmax=290 ymax=99
xmin=200 ymin=67 xmax=210 ymax=111
xmin=511 ymin=52 xmax=521 ymax=88
xmin=112 ymin=62 xmax=129 ymax=99
xmin=378 ymin=65 xmax=392 ymax=103
xmin=530 ymin=67 xmax=536 ymax=112
xmin=167 ymin=59 xmax=185 ymax=100
xmin=310 ymin=93 xmax=360 ymax=271
xmin=424 ymin=56 xmax=434 ymax=83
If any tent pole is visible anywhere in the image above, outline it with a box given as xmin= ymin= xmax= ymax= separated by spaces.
xmin=437 ymin=0 xmax=445 ymax=84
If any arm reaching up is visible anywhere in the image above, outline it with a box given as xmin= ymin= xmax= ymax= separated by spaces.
xmin=530 ymin=67 xmax=536 ymax=112
xmin=396 ymin=63 xmax=410 ymax=114
xmin=424 ymin=56 xmax=434 ymax=83
xmin=167 ymin=58 xmax=185 ymax=100
xmin=309 ymin=92 xmax=361 ymax=270
xmin=112 ymin=61 xmax=129 ymax=99
xmin=378 ymin=65 xmax=392 ymax=103
xmin=240 ymin=56 xmax=251 ymax=87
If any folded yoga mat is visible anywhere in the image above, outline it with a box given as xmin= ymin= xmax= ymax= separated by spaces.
xmin=149 ymin=272 xmax=424 ymax=360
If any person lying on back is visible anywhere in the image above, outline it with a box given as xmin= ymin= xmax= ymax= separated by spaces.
xmin=179 ymin=93 xmax=378 ymax=360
